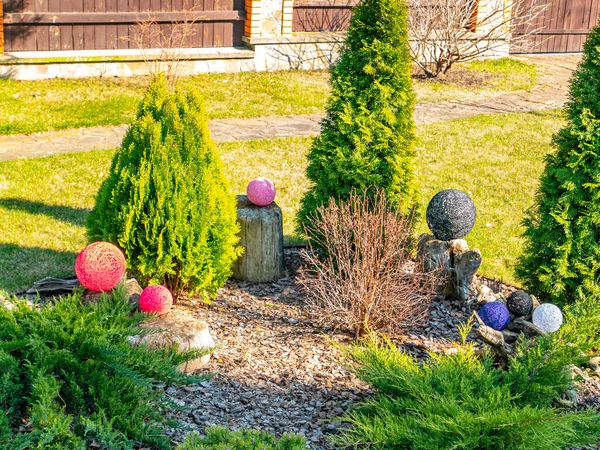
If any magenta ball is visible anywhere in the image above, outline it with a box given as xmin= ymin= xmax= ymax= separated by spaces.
xmin=75 ymin=242 xmax=126 ymax=291
xmin=139 ymin=285 xmax=173 ymax=316
xmin=247 ymin=177 xmax=276 ymax=206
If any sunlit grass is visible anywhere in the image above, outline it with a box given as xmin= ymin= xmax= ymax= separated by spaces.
xmin=0 ymin=58 xmax=538 ymax=135
xmin=0 ymin=110 xmax=564 ymax=291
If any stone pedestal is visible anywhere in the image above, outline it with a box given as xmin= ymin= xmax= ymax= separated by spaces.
xmin=233 ymin=195 xmax=285 ymax=283
xmin=127 ymin=309 xmax=214 ymax=373
xmin=417 ymin=233 xmax=482 ymax=302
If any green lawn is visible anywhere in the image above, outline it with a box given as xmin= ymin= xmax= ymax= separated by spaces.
xmin=0 ymin=109 xmax=562 ymax=292
xmin=0 ymin=58 xmax=537 ymax=136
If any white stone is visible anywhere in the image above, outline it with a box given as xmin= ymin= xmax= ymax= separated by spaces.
xmin=127 ymin=309 xmax=215 ymax=372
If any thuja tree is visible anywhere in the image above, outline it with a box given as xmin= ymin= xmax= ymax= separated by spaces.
xmin=296 ymin=0 xmax=415 ymax=235
xmin=516 ymin=22 xmax=600 ymax=304
xmin=87 ymin=76 xmax=241 ymax=299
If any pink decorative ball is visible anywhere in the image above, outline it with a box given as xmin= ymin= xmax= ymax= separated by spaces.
xmin=139 ymin=285 xmax=173 ymax=316
xmin=246 ymin=177 xmax=276 ymax=206
xmin=75 ymin=242 xmax=126 ymax=291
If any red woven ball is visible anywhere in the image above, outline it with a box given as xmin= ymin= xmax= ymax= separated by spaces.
xmin=75 ymin=242 xmax=126 ymax=291
xmin=139 ymin=285 xmax=173 ymax=316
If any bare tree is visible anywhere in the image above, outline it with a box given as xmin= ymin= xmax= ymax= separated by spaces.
xmin=127 ymin=5 xmax=200 ymax=86
xmin=297 ymin=189 xmax=440 ymax=338
xmin=409 ymin=0 xmax=548 ymax=78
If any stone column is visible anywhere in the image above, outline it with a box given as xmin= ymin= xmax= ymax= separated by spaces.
xmin=245 ymin=0 xmax=262 ymax=39
xmin=282 ymin=0 xmax=293 ymax=36
xmin=244 ymin=0 xmax=293 ymax=38
xmin=475 ymin=0 xmax=509 ymax=35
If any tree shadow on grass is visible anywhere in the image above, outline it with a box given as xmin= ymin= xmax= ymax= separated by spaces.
xmin=0 ymin=244 xmax=78 ymax=293
xmin=0 ymin=198 xmax=90 ymax=227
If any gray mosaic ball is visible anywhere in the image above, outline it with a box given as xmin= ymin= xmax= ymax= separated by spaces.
xmin=507 ymin=290 xmax=533 ymax=317
xmin=426 ymin=189 xmax=476 ymax=241
xmin=532 ymin=303 xmax=563 ymax=333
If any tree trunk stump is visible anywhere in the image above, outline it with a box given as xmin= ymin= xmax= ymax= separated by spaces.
xmin=233 ymin=195 xmax=285 ymax=282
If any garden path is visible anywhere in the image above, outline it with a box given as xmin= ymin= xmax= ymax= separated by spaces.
xmin=0 ymin=54 xmax=580 ymax=162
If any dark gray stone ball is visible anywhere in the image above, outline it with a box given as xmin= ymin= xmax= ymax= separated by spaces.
xmin=507 ymin=290 xmax=533 ymax=317
xmin=426 ymin=189 xmax=476 ymax=241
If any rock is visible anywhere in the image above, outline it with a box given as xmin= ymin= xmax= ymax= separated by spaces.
xmin=475 ymin=284 xmax=496 ymax=304
xmin=124 ymin=278 xmax=143 ymax=309
xmin=417 ymin=234 xmax=481 ymax=302
xmin=417 ymin=234 xmax=451 ymax=272
xmin=506 ymin=290 xmax=533 ymax=317
xmin=1 ymin=296 xmax=13 ymax=311
xmin=446 ymin=245 xmax=482 ymax=302
xmin=127 ymin=309 xmax=215 ymax=372
xmin=425 ymin=189 xmax=476 ymax=241
xmin=82 ymin=278 xmax=143 ymax=308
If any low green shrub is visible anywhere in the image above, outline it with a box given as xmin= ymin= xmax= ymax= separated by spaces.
xmin=335 ymin=297 xmax=600 ymax=450
xmin=0 ymin=286 xmax=206 ymax=449
xmin=177 ymin=427 xmax=306 ymax=449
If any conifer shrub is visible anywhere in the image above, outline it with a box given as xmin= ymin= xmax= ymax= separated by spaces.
xmin=296 ymin=0 xmax=416 ymax=236
xmin=87 ymin=76 xmax=241 ymax=299
xmin=177 ymin=427 xmax=306 ymax=449
xmin=0 ymin=286 xmax=205 ymax=449
xmin=516 ymin=21 xmax=600 ymax=304
xmin=335 ymin=296 xmax=600 ymax=449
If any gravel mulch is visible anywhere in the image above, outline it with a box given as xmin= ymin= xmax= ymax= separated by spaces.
xmin=162 ymin=248 xmax=505 ymax=448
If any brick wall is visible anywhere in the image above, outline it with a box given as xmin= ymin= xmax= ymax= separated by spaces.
xmin=0 ymin=0 xmax=4 ymax=55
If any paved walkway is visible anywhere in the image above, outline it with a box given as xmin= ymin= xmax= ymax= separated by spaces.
xmin=0 ymin=54 xmax=580 ymax=162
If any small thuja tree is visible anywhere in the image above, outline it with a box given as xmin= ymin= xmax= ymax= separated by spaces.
xmin=516 ymin=22 xmax=600 ymax=304
xmin=87 ymin=76 xmax=241 ymax=299
xmin=296 ymin=0 xmax=416 ymax=235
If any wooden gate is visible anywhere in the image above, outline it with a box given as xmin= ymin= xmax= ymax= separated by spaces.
xmin=3 ymin=0 xmax=245 ymax=51
xmin=512 ymin=0 xmax=600 ymax=53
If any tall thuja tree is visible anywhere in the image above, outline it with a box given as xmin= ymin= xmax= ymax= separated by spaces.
xmin=516 ymin=22 xmax=600 ymax=304
xmin=296 ymin=0 xmax=415 ymax=235
xmin=87 ymin=76 xmax=241 ymax=300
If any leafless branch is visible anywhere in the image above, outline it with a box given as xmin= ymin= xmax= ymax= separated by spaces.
xmin=409 ymin=0 xmax=549 ymax=77
xmin=126 ymin=2 xmax=200 ymax=86
xmin=297 ymin=189 xmax=440 ymax=338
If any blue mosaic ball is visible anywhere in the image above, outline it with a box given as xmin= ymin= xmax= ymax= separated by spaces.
xmin=479 ymin=301 xmax=510 ymax=331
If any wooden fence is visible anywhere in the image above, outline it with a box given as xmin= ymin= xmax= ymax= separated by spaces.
xmin=2 ymin=0 xmax=245 ymax=51
xmin=2 ymin=0 xmax=600 ymax=53
xmin=292 ymin=0 xmax=355 ymax=32
xmin=513 ymin=0 xmax=600 ymax=53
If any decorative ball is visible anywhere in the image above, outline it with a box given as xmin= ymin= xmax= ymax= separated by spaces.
xmin=532 ymin=303 xmax=563 ymax=333
xmin=247 ymin=177 xmax=276 ymax=206
xmin=479 ymin=301 xmax=510 ymax=331
xmin=426 ymin=189 xmax=476 ymax=241
xmin=507 ymin=290 xmax=533 ymax=317
xmin=75 ymin=242 xmax=126 ymax=291
xmin=139 ymin=285 xmax=173 ymax=316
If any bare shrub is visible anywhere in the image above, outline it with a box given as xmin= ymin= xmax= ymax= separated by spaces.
xmin=127 ymin=5 xmax=200 ymax=86
xmin=409 ymin=0 xmax=548 ymax=78
xmin=297 ymin=189 xmax=439 ymax=338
